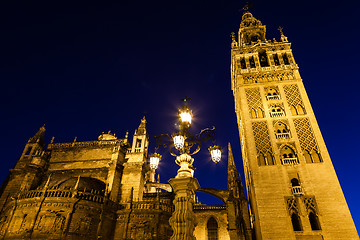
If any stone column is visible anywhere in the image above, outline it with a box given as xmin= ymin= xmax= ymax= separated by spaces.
xmin=168 ymin=177 xmax=200 ymax=240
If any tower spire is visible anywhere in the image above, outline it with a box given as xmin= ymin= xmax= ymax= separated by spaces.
xmin=28 ymin=124 xmax=46 ymax=145
xmin=227 ymin=142 xmax=239 ymax=193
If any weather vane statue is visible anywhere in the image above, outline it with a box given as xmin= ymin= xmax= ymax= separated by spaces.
xmin=242 ymin=2 xmax=253 ymax=12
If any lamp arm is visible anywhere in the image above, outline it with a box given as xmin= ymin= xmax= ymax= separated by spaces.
xmin=197 ymin=126 xmax=216 ymax=142
xmin=154 ymin=134 xmax=177 ymax=156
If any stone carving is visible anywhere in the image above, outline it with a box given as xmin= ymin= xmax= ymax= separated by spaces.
xmin=252 ymin=121 xmax=273 ymax=156
xmin=303 ymin=196 xmax=318 ymax=213
xmin=283 ymin=84 xmax=306 ymax=115
xmin=242 ymin=71 xmax=295 ymax=84
xmin=285 ymin=197 xmax=299 ymax=215
xmin=293 ymin=118 xmax=319 ymax=153
xmin=245 ymin=87 xmax=264 ymax=118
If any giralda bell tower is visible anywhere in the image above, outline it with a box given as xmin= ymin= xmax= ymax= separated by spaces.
xmin=231 ymin=8 xmax=359 ymax=240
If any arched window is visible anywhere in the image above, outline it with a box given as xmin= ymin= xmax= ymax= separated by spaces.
xmin=274 ymin=122 xmax=290 ymax=139
xmin=258 ymin=50 xmax=269 ymax=67
xmin=283 ymin=53 xmax=290 ymax=65
xmin=266 ymin=152 xmax=275 ymax=165
xmin=280 ymin=146 xmax=297 ymax=164
xmin=309 ymin=211 xmax=321 ymax=230
xmin=296 ymin=105 xmax=305 ymax=115
xmin=291 ymin=212 xmax=302 ymax=231
xmin=240 ymin=58 xmax=247 ymax=69
xmin=256 ymin=108 xmax=264 ymax=118
xmin=25 ymin=147 xmax=32 ymax=155
xmin=273 ymin=54 xmax=280 ymax=66
xmin=291 ymin=178 xmax=300 ymax=187
xmin=290 ymin=105 xmax=297 ymax=115
xmin=304 ymin=150 xmax=312 ymax=163
xmin=207 ymin=217 xmax=218 ymax=240
xmin=251 ymin=108 xmax=257 ymax=118
xmin=270 ymin=106 xmax=285 ymax=117
xmin=258 ymin=153 xmax=266 ymax=166
xmin=267 ymin=88 xmax=277 ymax=96
xmin=311 ymin=151 xmax=322 ymax=163
xmin=249 ymin=56 xmax=256 ymax=68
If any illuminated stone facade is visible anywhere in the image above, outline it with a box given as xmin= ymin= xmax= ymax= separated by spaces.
xmin=1 ymin=8 xmax=358 ymax=240
xmin=231 ymin=10 xmax=359 ymax=240
xmin=0 ymin=118 xmax=251 ymax=239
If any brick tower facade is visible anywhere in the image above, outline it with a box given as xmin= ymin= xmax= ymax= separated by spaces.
xmin=230 ymin=10 xmax=359 ymax=240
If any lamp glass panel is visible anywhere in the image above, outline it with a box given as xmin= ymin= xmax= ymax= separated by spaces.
xmin=180 ymin=112 xmax=192 ymax=124
xmin=210 ymin=149 xmax=222 ymax=163
xmin=173 ymin=135 xmax=185 ymax=150
xmin=150 ymin=156 xmax=160 ymax=169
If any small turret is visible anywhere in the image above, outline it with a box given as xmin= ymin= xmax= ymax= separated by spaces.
xmin=130 ymin=116 xmax=149 ymax=154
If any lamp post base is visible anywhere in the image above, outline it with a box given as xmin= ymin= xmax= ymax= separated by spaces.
xmin=169 ymin=177 xmax=200 ymax=240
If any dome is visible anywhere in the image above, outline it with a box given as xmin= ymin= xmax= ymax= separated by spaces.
xmin=98 ymin=131 xmax=117 ymax=140
xmin=242 ymin=12 xmax=253 ymax=20
xmin=240 ymin=12 xmax=263 ymax=28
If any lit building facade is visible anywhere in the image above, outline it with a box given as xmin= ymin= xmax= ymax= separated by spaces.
xmin=231 ymin=9 xmax=359 ymax=240
xmin=0 ymin=8 xmax=358 ymax=240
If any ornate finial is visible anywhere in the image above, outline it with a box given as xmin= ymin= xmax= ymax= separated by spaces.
xmin=231 ymin=32 xmax=235 ymax=41
xmin=278 ymin=26 xmax=284 ymax=35
xmin=125 ymin=131 xmax=129 ymax=139
xmin=50 ymin=136 xmax=55 ymax=144
xmin=278 ymin=26 xmax=288 ymax=42
xmin=181 ymin=96 xmax=191 ymax=102
xmin=242 ymin=2 xmax=253 ymax=12
xmin=73 ymin=137 xmax=77 ymax=142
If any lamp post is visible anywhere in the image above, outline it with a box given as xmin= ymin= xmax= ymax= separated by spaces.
xmin=153 ymin=98 xmax=222 ymax=240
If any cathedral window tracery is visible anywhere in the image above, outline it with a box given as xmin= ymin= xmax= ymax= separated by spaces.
xmin=269 ymin=105 xmax=285 ymax=117
xmin=265 ymin=87 xmax=280 ymax=100
xmin=280 ymin=145 xmax=298 ymax=165
xmin=274 ymin=121 xmax=290 ymax=139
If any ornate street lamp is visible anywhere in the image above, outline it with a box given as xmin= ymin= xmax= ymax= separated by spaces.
xmin=153 ymin=98 xmax=222 ymax=240
xmin=149 ymin=152 xmax=161 ymax=170
xmin=209 ymin=145 xmax=223 ymax=163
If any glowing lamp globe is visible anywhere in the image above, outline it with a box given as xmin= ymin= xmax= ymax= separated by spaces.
xmin=209 ymin=145 xmax=222 ymax=163
xmin=178 ymin=104 xmax=192 ymax=126
xmin=172 ymin=133 xmax=185 ymax=150
xmin=179 ymin=111 xmax=192 ymax=125
xmin=149 ymin=152 xmax=161 ymax=170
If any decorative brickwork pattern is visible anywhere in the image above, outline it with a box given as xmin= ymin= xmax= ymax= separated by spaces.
xmin=243 ymin=71 xmax=295 ymax=84
xmin=245 ymin=88 xmax=264 ymax=118
xmin=252 ymin=121 xmax=273 ymax=154
xmin=245 ymin=88 xmax=263 ymax=110
xmin=293 ymin=118 xmax=319 ymax=153
xmin=283 ymin=84 xmax=306 ymax=114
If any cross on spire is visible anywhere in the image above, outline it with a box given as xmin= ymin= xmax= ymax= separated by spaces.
xmin=181 ymin=96 xmax=191 ymax=102
xmin=242 ymin=2 xmax=253 ymax=12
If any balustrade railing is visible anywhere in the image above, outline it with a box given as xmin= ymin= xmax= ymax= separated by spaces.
xmin=270 ymin=111 xmax=285 ymax=117
xmin=282 ymin=158 xmax=299 ymax=165
xmin=266 ymin=95 xmax=280 ymax=100
xmin=292 ymin=186 xmax=303 ymax=195
xmin=17 ymin=189 xmax=105 ymax=204
xmin=276 ymin=132 xmax=290 ymax=139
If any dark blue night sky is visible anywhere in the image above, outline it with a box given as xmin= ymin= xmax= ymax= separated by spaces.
xmin=0 ymin=0 xmax=359 ymax=232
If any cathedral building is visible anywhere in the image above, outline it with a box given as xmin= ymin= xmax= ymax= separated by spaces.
xmin=0 ymin=8 xmax=358 ymax=240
